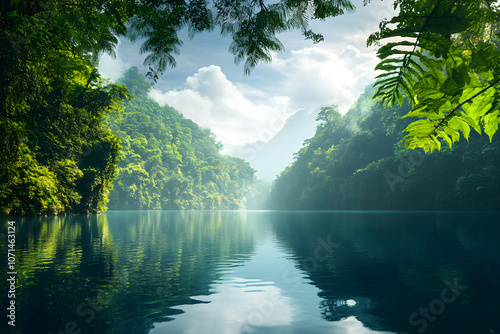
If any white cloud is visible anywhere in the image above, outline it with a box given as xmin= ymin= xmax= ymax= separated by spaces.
xmin=260 ymin=0 xmax=397 ymax=114
xmin=269 ymin=44 xmax=378 ymax=115
xmin=98 ymin=39 xmax=130 ymax=82
xmin=149 ymin=278 xmax=295 ymax=334
xmin=102 ymin=0 xmax=399 ymax=152
xmin=149 ymin=65 xmax=296 ymax=149
xmin=148 ymin=39 xmax=380 ymax=151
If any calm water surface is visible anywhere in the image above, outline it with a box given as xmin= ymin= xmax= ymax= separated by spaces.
xmin=1 ymin=211 xmax=500 ymax=334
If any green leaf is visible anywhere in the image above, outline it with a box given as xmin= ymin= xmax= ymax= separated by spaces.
xmin=442 ymin=123 xmax=460 ymax=142
xmin=448 ymin=115 xmax=471 ymax=140
xmin=437 ymin=130 xmax=452 ymax=149
xmin=452 ymin=63 xmax=470 ymax=87
xmin=484 ymin=112 xmax=500 ymax=141
xmin=441 ymin=77 xmax=461 ymax=96
xmin=430 ymin=134 xmax=441 ymax=151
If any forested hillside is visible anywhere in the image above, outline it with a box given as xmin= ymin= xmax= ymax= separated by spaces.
xmin=2 ymin=0 xmax=499 ymax=215
xmin=0 ymin=0 xmax=358 ymax=216
xmin=105 ymin=68 xmax=255 ymax=210
xmin=0 ymin=7 xmax=129 ymax=215
xmin=268 ymin=86 xmax=500 ymax=210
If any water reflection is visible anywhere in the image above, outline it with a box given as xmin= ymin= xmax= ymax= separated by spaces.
xmin=0 ymin=214 xmax=117 ymax=334
xmin=2 ymin=211 xmax=500 ymax=334
xmin=106 ymin=211 xmax=258 ymax=334
xmin=1 ymin=211 xmax=259 ymax=334
xmin=150 ymin=230 xmax=389 ymax=334
xmin=269 ymin=211 xmax=500 ymax=334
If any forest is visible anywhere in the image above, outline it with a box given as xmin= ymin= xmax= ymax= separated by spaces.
xmin=267 ymin=86 xmax=500 ymax=210
xmin=106 ymin=67 xmax=255 ymax=210
xmin=267 ymin=0 xmax=500 ymax=211
xmin=0 ymin=61 xmax=256 ymax=214
xmin=2 ymin=2 xmax=500 ymax=334
xmin=1 ymin=0 xmax=499 ymax=215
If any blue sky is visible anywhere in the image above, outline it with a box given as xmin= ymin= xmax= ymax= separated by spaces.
xmin=98 ymin=0 xmax=397 ymax=152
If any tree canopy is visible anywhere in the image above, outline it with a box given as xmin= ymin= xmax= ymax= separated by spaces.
xmin=1 ymin=1 xmax=132 ymax=214
xmin=2 ymin=0 xmax=356 ymax=80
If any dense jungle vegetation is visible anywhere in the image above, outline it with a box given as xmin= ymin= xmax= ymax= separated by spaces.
xmin=106 ymin=68 xmax=255 ymax=210
xmin=268 ymin=87 xmax=500 ymax=210
xmin=1 ymin=0 xmax=499 ymax=215
xmin=0 ymin=0 xmax=354 ymax=215
xmin=268 ymin=0 xmax=500 ymax=211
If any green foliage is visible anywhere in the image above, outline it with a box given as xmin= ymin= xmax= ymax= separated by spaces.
xmin=116 ymin=67 xmax=153 ymax=97
xmin=268 ymin=87 xmax=500 ymax=210
xmin=114 ymin=0 xmax=356 ymax=78
xmin=7 ymin=0 xmax=499 ymax=214
xmin=2 ymin=0 xmax=322 ymax=215
xmin=0 ymin=0 xmax=359 ymax=216
xmin=369 ymin=0 xmax=500 ymax=152
xmin=1 ymin=0 xmax=357 ymax=82
xmin=0 ymin=1 xmax=130 ymax=215
xmin=105 ymin=69 xmax=255 ymax=210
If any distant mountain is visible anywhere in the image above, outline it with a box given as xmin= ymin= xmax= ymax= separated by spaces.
xmin=229 ymin=108 xmax=320 ymax=181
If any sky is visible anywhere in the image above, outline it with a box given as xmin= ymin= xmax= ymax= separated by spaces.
xmin=98 ymin=0 xmax=398 ymax=152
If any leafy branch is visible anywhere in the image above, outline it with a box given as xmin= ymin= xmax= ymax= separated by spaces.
xmin=432 ymin=78 xmax=500 ymax=135
xmin=371 ymin=0 xmax=500 ymax=152
xmin=370 ymin=0 xmax=444 ymax=106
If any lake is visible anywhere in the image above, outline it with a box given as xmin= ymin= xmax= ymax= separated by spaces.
xmin=1 ymin=210 xmax=500 ymax=334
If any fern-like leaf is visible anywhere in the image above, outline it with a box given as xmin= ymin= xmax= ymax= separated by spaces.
xmin=370 ymin=0 xmax=500 ymax=152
